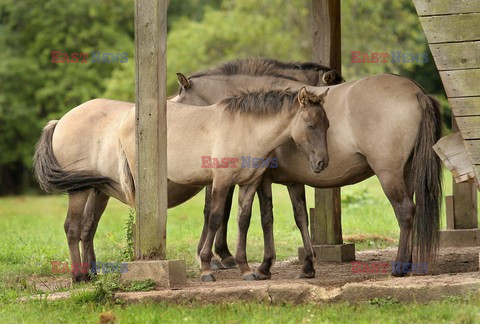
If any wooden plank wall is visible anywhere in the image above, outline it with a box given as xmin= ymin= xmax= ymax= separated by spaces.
xmin=413 ymin=0 xmax=480 ymax=188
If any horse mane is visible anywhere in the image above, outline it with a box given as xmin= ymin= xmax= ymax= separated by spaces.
xmin=220 ymin=89 xmax=299 ymax=115
xmin=189 ymin=58 xmax=332 ymax=80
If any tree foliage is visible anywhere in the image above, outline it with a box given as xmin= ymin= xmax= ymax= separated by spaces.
xmin=0 ymin=0 xmax=134 ymax=193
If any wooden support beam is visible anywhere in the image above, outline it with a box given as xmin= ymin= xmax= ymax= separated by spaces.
xmin=441 ymin=119 xmax=479 ymax=247
xmin=311 ymin=0 xmax=342 ymax=246
xmin=311 ymin=0 xmax=341 ymax=73
xmin=134 ymin=0 xmax=168 ymax=260
xmin=452 ymin=181 xmax=478 ymax=228
xmin=447 ymin=116 xmax=478 ymax=229
xmin=451 ymin=119 xmax=479 ymax=229
xmin=312 ymin=188 xmax=342 ymax=244
xmin=304 ymin=0 xmax=354 ymax=262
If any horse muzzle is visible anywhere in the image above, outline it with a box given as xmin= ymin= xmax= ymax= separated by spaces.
xmin=311 ymin=159 xmax=328 ymax=173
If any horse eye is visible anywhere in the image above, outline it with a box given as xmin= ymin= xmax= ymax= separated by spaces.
xmin=307 ymin=124 xmax=315 ymax=129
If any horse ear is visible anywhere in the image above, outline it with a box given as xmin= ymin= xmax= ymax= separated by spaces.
xmin=322 ymin=70 xmax=338 ymax=85
xmin=316 ymin=88 xmax=330 ymax=104
xmin=176 ymin=72 xmax=190 ymax=89
xmin=298 ymin=87 xmax=309 ymax=107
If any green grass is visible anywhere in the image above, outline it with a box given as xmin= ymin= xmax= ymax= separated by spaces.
xmin=2 ymin=295 xmax=480 ymax=323
xmin=1 ymin=172 xmax=479 ymax=322
xmin=0 ymin=176 xmax=402 ymax=285
xmin=1 ymin=172 xmax=470 ymax=284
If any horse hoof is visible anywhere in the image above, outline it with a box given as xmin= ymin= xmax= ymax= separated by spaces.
xmin=72 ymin=273 xmax=88 ymax=283
xmin=243 ymin=273 xmax=258 ymax=281
xmin=211 ymin=258 xmax=226 ymax=270
xmin=201 ymin=274 xmax=216 ymax=282
xmin=221 ymin=256 xmax=237 ymax=269
xmin=254 ymin=270 xmax=271 ymax=280
xmin=391 ymin=271 xmax=407 ymax=277
xmin=296 ymin=271 xmax=315 ymax=279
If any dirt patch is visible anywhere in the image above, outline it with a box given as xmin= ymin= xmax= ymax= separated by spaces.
xmin=115 ymin=247 xmax=480 ymax=304
xmin=184 ymin=246 xmax=479 ymax=290
xmin=25 ymin=275 xmax=72 ymax=293
xmin=26 ymin=247 xmax=480 ymax=303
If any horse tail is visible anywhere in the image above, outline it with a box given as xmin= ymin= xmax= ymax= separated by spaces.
xmin=412 ymin=93 xmax=443 ymax=263
xmin=118 ymin=144 xmax=135 ymax=207
xmin=33 ymin=120 xmax=114 ymax=193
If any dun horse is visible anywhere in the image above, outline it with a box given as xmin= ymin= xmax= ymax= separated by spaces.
xmin=176 ymin=73 xmax=442 ymax=279
xmin=34 ymin=87 xmax=330 ymax=282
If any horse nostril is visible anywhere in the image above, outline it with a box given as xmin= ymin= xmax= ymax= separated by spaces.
xmin=317 ymin=160 xmax=324 ymax=170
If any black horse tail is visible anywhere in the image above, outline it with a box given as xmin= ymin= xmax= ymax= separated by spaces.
xmin=33 ymin=120 xmax=114 ymax=193
xmin=412 ymin=93 xmax=443 ymax=263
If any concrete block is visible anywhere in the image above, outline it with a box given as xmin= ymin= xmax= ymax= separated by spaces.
xmin=299 ymin=243 xmax=356 ymax=263
xmin=121 ymin=260 xmax=186 ymax=289
xmin=440 ymin=229 xmax=480 ymax=247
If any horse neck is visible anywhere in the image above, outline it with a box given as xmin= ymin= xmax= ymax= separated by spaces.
xmin=239 ymin=104 xmax=300 ymax=156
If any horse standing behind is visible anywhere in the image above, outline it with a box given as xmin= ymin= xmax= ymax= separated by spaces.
xmin=176 ymin=73 xmax=443 ymax=279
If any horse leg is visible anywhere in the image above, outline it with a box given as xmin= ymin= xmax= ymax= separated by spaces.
xmin=197 ymin=185 xmax=224 ymax=270
xmin=80 ymin=189 xmax=109 ymax=279
xmin=287 ymin=183 xmax=316 ymax=278
xmin=64 ymin=190 xmax=90 ymax=282
xmin=234 ymin=179 xmax=262 ymax=280
xmin=255 ymin=175 xmax=275 ymax=280
xmin=199 ymin=182 xmax=230 ymax=282
xmin=214 ymin=186 xmax=236 ymax=268
xmin=197 ymin=186 xmax=211 ymax=266
xmin=375 ymin=170 xmax=415 ymax=276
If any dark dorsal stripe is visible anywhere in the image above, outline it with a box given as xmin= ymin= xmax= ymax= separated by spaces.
xmin=189 ymin=58 xmax=332 ymax=80
xmin=220 ymin=89 xmax=299 ymax=115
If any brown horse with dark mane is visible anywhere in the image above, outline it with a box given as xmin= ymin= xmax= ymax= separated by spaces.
xmin=176 ymin=71 xmax=442 ymax=280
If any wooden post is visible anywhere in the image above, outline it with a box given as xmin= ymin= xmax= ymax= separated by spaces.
xmin=123 ymin=0 xmax=186 ymax=288
xmin=441 ymin=119 xmax=479 ymax=246
xmin=448 ymin=119 xmax=478 ymax=229
xmin=313 ymin=188 xmax=342 ymax=244
xmin=306 ymin=0 xmax=355 ymax=261
xmin=134 ymin=0 xmax=168 ymax=260
xmin=311 ymin=0 xmax=341 ymax=79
